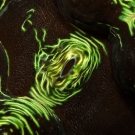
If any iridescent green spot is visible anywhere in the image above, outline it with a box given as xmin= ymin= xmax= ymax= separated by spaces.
xmin=0 ymin=0 xmax=6 ymax=10
xmin=119 ymin=7 xmax=135 ymax=36
xmin=2 ymin=132 xmax=8 ymax=135
xmin=114 ymin=0 xmax=135 ymax=36
xmin=21 ymin=8 xmax=35 ymax=32
xmin=4 ymin=48 xmax=10 ymax=76
xmin=0 ymin=76 xmax=10 ymax=98
xmin=42 ymin=28 xmax=46 ymax=42
xmin=27 ymin=9 xmax=35 ymax=14
xmin=98 ymin=21 xmax=123 ymax=48
xmin=35 ymin=131 xmax=39 ymax=135
xmin=10 ymin=128 xmax=13 ymax=133
xmin=0 ymin=42 xmax=10 ymax=76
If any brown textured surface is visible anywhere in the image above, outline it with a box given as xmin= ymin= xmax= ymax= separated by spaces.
xmin=55 ymin=38 xmax=135 ymax=135
xmin=0 ymin=0 xmax=135 ymax=135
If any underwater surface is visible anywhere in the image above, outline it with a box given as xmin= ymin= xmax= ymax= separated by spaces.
xmin=0 ymin=0 xmax=135 ymax=135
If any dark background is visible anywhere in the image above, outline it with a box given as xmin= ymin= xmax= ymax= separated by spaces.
xmin=0 ymin=0 xmax=135 ymax=134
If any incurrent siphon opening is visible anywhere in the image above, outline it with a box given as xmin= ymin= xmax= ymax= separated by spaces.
xmin=60 ymin=56 xmax=76 ymax=78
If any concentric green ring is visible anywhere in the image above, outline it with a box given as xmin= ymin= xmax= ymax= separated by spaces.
xmin=114 ymin=0 xmax=135 ymax=36
xmin=30 ymin=29 xmax=107 ymax=107
xmin=0 ymin=7 xmax=108 ymax=135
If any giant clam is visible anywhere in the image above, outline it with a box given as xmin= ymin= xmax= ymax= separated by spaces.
xmin=0 ymin=0 xmax=107 ymax=134
xmin=57 ymin=0 xmax=135 ymax=96
xmin=1 ymin=0 xmax=135 ymax=135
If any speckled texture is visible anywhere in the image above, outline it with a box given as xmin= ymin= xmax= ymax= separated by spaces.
xmin=57 ymin=0 xmax=135 ymax=96
xmin=1 ymin=0 xmax=135 ymax=135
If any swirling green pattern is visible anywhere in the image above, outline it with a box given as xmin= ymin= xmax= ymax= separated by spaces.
xmin=0 ymin=90 xmax=55 ymax=135
xmin=114 ymin=0 xmax=135 ymax=36
xmin=0 ymin=0 xmax=6 ymax=10
xmin=0 ymin=9 xmax=57 ymax=135
xmin=0 ymin=8 xmax=107 ymax=135
xmin=30 ymin=28 xmax=107 ymax=107
xmin=21 ymin=9 xmax=35 ymax=32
